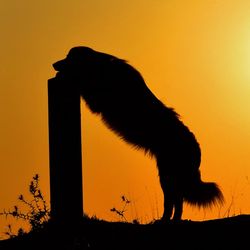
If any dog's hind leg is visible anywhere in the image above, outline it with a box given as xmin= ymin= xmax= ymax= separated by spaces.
xmin=159 ymin=176 xmax=183 ymax=221
xmin=162 ymin=192 xmax=174 ymax=221
xmin=157 ymin=157 xmax=184 ymax=221
xmin=159 ymin=175 xmax=175 ymax=221
xmin=173 ymin=195 xmax=183 ymax=221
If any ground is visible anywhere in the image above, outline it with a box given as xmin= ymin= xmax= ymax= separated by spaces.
xmin=0 ymin=215 xmax=249 ymax=249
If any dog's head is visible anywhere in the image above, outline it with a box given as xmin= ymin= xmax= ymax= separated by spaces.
xmin=53 ymin=46 xmax=127 ymax=113
xmin=53 ymin=46 xmax=118 ymax=78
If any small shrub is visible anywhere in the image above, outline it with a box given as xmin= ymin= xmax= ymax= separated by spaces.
xmin=110 ymin=195 xmax=131 ymax=222
xmin=0 ymin=174 xmax=50 ymax=237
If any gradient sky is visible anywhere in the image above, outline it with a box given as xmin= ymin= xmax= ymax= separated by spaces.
xmin=1 ymin=0 xmax=250 ymax=233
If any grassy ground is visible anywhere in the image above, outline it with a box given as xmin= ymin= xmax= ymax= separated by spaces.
xmin=0 ymin=214 xmax=249 ymax=249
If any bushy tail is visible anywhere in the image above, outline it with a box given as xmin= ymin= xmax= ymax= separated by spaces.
xmin=184 ymin=178 xmax=224 ymax=208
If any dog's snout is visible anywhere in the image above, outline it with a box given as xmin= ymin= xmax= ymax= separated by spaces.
xmin=53 ymin=59 xmax=66 ymax=71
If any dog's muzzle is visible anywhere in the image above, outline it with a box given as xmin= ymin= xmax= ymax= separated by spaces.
xmin=53 ymin=59 xmax=67 ymax=71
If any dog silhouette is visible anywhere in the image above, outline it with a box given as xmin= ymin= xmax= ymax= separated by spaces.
xmin=53 ymin=47 xmax=224 ymax=220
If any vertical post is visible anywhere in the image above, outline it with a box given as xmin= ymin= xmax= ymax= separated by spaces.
xmin=48 ymin=77 xmax=83 ymax=222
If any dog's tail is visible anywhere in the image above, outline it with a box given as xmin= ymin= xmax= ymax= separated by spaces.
xmin=184 ymin=172 xmax=224 ymax=208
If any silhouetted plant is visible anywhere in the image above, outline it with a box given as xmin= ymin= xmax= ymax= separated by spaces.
xmin=0 ymin=174 xmax=50 ymax=237
xmin=3 ymin=224 xmax=25 ymax=239
xmin=110 ymin=195 xmax=131 ymax=222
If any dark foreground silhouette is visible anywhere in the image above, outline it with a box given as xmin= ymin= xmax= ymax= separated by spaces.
xmin=53 ymin=47 xmax=223 ymax=220
xmin=1 ymin=215 xmax=250 ymax=249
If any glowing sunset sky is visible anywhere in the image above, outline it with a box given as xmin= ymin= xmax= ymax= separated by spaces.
xmin=1 ymin=0 xmax=250 ymax=232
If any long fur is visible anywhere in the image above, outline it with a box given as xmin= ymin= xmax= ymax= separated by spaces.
xmin=53 ymin=46 xmax=224 ymax=220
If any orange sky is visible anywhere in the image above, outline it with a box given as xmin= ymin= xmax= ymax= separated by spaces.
xmin=1 ymin=0 xmax=250 ymax=234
